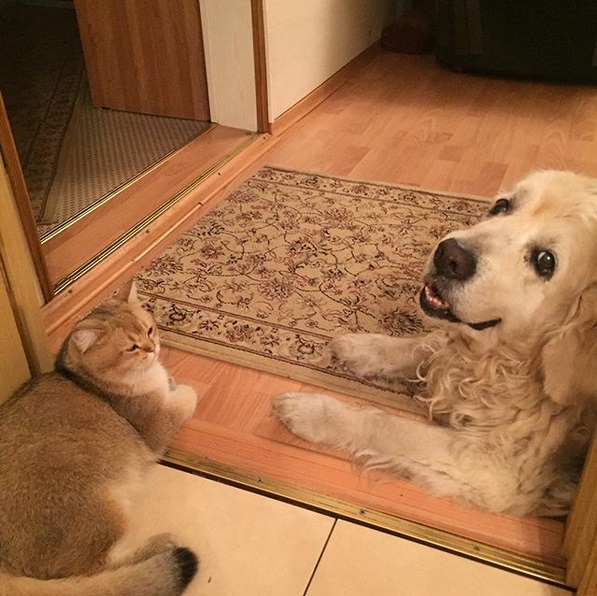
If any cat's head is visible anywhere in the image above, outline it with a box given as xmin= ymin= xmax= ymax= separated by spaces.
xmin=65 ymin=281 xmax=160 ymax=377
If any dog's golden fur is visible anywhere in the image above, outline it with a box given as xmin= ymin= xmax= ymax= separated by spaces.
xmin=274 ymin=170 xmax=597 ymax=516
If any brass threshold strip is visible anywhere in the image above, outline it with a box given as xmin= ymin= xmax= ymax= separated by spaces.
xmin=40 ymin=123 xmax=218 ymax=244
xmin=53 ymin=132 xmax=260 ymax=294
xmin=163 ymin=448 xmax=570 ymax=589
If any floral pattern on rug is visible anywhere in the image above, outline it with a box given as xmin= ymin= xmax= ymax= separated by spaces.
xmin=136 ymin=166 xmax=490 ymax=408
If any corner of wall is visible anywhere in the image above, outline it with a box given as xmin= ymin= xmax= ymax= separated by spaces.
xmin=200 ymin=0 xmax=258 ymax=132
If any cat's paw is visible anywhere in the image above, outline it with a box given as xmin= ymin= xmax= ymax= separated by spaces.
xmin=171 ymin=384 xmax=198 ymax=419
xmin=329 ymin=333 xmax=399 ymax=379
xmin=272 ymin=392 xmax=341 ymax=445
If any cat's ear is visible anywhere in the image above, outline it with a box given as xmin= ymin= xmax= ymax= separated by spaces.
xmin=70 ymin=329 xmax=99 ymax=353
xmin=116 ymin=279 xmax=138 ymax=305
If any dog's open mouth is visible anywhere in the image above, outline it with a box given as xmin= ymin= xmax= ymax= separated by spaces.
xmin=419 ymin=283 xmax=501 ymax=331
xmin=420 ymin=283 xmax=457 ymax=322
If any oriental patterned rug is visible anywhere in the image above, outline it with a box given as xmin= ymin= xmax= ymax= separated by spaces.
xmin=136 ymin=166 xmax=490 ymax=412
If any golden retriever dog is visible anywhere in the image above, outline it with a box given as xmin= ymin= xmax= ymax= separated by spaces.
xmin=273 ymin=170 xmax=597 ymax=516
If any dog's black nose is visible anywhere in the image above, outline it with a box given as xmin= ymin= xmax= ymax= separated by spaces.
xmin=433 ymin=238 xmax=476 ymax=280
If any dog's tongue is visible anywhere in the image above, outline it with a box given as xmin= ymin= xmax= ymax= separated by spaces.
xmin=424 ymin=284 xmax=450 ymax=310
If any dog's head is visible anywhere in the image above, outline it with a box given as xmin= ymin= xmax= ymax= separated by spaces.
xmin=420 ymin=170 xmax=597 ymax=402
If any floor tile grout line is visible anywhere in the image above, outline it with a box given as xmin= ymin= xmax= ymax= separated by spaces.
xmin=302 ymin=518 xmax=338 ymax=596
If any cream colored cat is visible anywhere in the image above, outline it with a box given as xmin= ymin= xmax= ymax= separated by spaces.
xmin=0 ymin=281 xmax=198 ymax=595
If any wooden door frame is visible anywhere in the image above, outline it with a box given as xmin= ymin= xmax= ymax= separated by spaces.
xmin=0 ymin=156 xmax=53 ymax=377
xmin=565 ymin=432 xmax=597 ymax=593
xmin=0 ymin=92 xmax=53 ymax=302
xmin=251 ymin=0 xmax=269 ymax=133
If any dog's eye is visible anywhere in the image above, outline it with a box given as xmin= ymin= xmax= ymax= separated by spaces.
xmin=532 ymin=250 xmax=556 ymax=279
xmin=488 ymin=198 xmax=511 ymax=216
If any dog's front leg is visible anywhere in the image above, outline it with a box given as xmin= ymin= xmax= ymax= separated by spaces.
xmin=273 ymin=392 xmax=456 ymax=473
xmin=273 ymin=392 xmax=525 ymax=512
xmin=273 ymin=392 xmax=502 ymax=507
xmin=330 ymin=331 xmax=445 ymax=380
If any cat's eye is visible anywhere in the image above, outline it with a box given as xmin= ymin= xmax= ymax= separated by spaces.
xmin=148 ymin=326 xmax=154 ymax=337
xmin=127 ymin=344 xmax=140 ymax=352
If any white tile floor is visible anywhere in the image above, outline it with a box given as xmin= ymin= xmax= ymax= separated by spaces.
xmin=121 ymin=465 xmax=572 ymax=596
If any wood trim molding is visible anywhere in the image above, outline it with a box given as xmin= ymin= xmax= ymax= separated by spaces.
xmin=0 ymin=264 xmax=31 ymax=404
xmin=251 ymin=0 xmax=269 ymax=133
xmin=0 ymin=92 xmax=53 ymax=302
xmin=0 ymin=162 xmax=53 ymax=375
xmin=565 ymin=432 xmax=597 ymax=593
xmin=269 ymin=42 xmax=381 ymax=136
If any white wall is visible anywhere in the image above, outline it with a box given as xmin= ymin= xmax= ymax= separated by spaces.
xmin=264 ymin=0 xmax=396 ymax=122
xmin=199 ymin=0 xmax=396 ymax=131
xmin=200 ymin=0 xmax=258 ymax=131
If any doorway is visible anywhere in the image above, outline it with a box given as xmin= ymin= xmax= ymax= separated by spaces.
xmin=0 ymin=0 xmax=213 ymax=290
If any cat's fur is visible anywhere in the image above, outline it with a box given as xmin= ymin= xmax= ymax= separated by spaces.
xmin=0 ymin=281 xmax=198 ymax=595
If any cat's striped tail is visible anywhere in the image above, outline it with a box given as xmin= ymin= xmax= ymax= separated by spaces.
xmin=0 ymin=545 xmax=198 ymax=596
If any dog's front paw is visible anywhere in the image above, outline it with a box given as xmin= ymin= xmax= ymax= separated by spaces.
xmin=329 ymin=333 xmax=395 ymax=379
xmin=272 ymin=392 xmax=340 ymax=445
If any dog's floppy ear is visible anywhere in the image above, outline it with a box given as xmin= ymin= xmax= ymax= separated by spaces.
xmin=541 ymin=286 xmax=597 ymax=405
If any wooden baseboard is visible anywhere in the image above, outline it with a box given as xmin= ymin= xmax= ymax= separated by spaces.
xmin=43 ymin=132 xmax=279 ymax=348
xmin=269 ymin=42 xmax=381 ymax=136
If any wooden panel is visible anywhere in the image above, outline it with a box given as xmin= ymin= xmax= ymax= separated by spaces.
xmin=0 ymin=263 xmax=30 ymax=405
xmin=0 ymin=161 xmax=53 ymax=376
xmin=74 ymin=0 xmax=210 ymax=120
xmin=565 ymin=433 xmax=597 ymax=592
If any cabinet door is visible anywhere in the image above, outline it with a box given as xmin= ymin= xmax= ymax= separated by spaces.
xmin=74 ymin=0 xmax=210 ymax=120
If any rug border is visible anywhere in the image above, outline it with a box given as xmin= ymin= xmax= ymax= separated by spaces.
xmin=256 ymin=164 xmax=495 ymax=205
xmin=159 ymin=328 xmax=420 ymax=413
